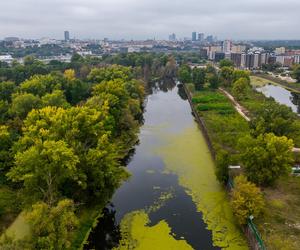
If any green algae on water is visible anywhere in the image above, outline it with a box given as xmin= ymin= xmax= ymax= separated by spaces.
xmin=116 ymin=210 xmax=193 ymax=250
xmin=157 ymin=126 xmax=249 ymax=249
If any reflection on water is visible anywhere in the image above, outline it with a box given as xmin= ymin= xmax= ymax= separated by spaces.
xmin=85 ymin=80 xmax=247 ymax=250
xmin=256 ymin=84 xmax=300 ymax=114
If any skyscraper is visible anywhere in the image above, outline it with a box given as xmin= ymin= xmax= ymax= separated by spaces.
xmin=64 ymin=31 xmax=70 ymax=41
xmin=198 ymin=33 xmax=204 ymax=42
xmin=169 ymin=33 xmax=176 ymax=41
xmin=192 ymin=32 xmax=197 ymax=41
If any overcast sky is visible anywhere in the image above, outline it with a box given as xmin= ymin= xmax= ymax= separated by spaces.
xmin=0 ymin=0 xmax=299 ymax=40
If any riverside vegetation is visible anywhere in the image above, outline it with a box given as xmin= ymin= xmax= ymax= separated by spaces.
xmin=179 ymin=59 xmax=300 ymax=250
xmin=0 ymin=53 xmax=178 ymax=249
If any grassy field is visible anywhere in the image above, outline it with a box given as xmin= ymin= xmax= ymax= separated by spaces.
xmin=188 ymin=84 xmax=250 ymax=155
xmin=256 ymin=176 xmax=300 ymax=250
xmin=250 ymin=75 xmax=278 ymax=87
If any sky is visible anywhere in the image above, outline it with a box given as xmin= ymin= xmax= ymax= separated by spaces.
xmin=0 ymin=0 xmax=299 ymax=40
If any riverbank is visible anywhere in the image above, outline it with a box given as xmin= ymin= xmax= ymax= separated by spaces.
xmin=184 ymin=80 xmax=300 ymax=250
xmin=251 ymin=74 xmax=300 ymax=93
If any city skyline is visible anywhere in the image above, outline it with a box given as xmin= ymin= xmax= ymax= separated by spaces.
xmin=1 ymin=0 xmax=300 ymax=40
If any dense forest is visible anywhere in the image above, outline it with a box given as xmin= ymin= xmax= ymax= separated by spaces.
xmin=0 ymin=53 xmax=177 ymax=248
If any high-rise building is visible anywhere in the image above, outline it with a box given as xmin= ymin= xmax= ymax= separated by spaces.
xmin=198 ymin=33 xmax=204 ymax=42
xmin=64 ymin=31 xmax=70 ymax=41
xmin=222 ymin=40 xmax=232 ymax=53
xmin=206 ymin=35 xmax=213 ymax=43
xmin=231 ymin=53 xmax=242 ymax=67
xmin=192 ymin=32 xmax=197 ymax=41
xmin=169 ymin=33 xmax=176 ymax=41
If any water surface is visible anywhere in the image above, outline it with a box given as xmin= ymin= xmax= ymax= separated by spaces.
xmin=85 ymin=81 xmax=247 ymax=250
xmin=256 ymin=84 xmax=300 ymax=114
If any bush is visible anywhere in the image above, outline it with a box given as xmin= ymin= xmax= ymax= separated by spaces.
xmin=231 ymin=175 xmax=265 ymax=225
xmin=215 ymin=150 xmax=230 ymax=184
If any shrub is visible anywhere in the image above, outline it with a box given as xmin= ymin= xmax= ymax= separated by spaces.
xmin=231 ymin=175 xmax=265 ymax=225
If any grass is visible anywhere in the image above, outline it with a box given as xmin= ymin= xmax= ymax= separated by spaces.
xmin=256 ymin=176 xmax=300 ymax=250
xmin=250 ymin=75 xmax=278 ymax=87
xmin=70 ymin=203 xmax=105 ymax=249
xmin=189 ymin=87 xmax=250 ymax=154
xmin=4 ymin=212 xmax=30 ymax=240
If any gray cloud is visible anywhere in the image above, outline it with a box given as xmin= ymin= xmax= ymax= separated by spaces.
xmin=0 ymin=0 xmax=299 ymax=40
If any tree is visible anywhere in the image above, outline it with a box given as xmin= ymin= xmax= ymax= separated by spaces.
xmin=88 ymin=65 xmax=132 ymax=83
xmin=220 ymin=66 xmax=234 ymax=86
xmin=7 ymin=140 xmax=79 ymax=205
xmin=231 ymin=175 xmax=265 ymax=225
xmin=232 ymin=77 xmax=250 ymax=100
xmin=177 ymin=64 xmax=192 ymax=83
xmin=215 ymin=150 xmax=230 ymax=184
xmin=10 ymin=93 xmax=41 ymax=118
xmin=207 ymin=73 xmax=219 ymax=89
xmin=239 ymin=133 xmax=294 ymax=186
xmin=0 ymin=126 xmax=14 ymax=182
xmin=192 ymin=67 xmax=206 ymax=90
xmin=19 ymin=74 xmax=62 ymax=97
xmin=41 ymin=90 xmax=70 ymax=108
xmin=25 ymin=199 xmax=79 ymax=249
xmin=292 ymin=64 xmax=300 ymax=83
xmin=250 ymin=101 xmax=300 ymax=138
xmin=64 ymin=69 xmax=76 ymax=81
xmin=232 ymin=70 xmax=250 ymax=84
xmin=0 ymin=81 xmax=16 ymax=102
xmin=219 ymin=59 xmax=234 ymax=68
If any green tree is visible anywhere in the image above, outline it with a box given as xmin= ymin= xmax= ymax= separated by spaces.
xmin=177 ymin=64 xmax=192 ymax=83
xmin=0 ymin=81 xmax=16 ymax=102
xmin=250 ymin=101 xmax=300 ymax=138
xmin=207 ymin=73 xmax=219 ymax=89
xmin=88 ymin=65 xmax=132 ymax=83
xmin=25 ymin=199 xmax=79 ymax=250
xmin=19 ymin=74 xmax=61 ymax=97
xmin=7 ymin=140 xmax=79 ymax=205
xmin=10 ymin=93 xmax=41 ymax=118
xmin=41 ymin=90 xmax=70 ymax=108
xmin=219 ymin=59 xmax=234 ymax=68
xmin=232 ymin=70 xmax=250 ymax=84
xmin=231 ymin=175 xmax=265 ymax=225
xmin=215 ymin=150 xmax=230 ymax=184
xmin=292 ymin=64 xmax=300 ymax=83
xmin=0 ymin=126 xmax=14 ymax=180
xmin=232 ymin=77 xmax=250 ymax=100
xmin=239 ymin=133 xmax=294 ymax=186
xmin=192 ymin=67 xmax=206 ymax=90
xmin=220 ymin=66 xmax=234 ymax=86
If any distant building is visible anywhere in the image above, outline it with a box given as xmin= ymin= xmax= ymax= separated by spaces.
xmin=231 ymin=44 xmax=246 ymax=53
xmin=231 ymin=53 xmax=242 ymax=67
xmin=192 ymin=32 xmax=197 ymax=42
xmin=198 ymin=33 xmax=204 ymax=42
xmin=0 ymin=55 xmax=14 ymax=64
xmin=4 ymin=37 xmax=19 ymax=42
xmin=275 ymin=47 xmax=286 ymax=55
xmin=222 ymin=40 xmax=232 ymax=53
xmin=206 ymin=35 xmax=214 ymax=43
xmin=169 ymin=33 xmax=176 ymax=41
xmin=214 ymin=52 xmax=225 ymax=62
xmin=64 ymin=31 xmax=70 ymax=41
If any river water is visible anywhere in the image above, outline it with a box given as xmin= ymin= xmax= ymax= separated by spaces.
xmin=256 ymin=84 xmax=300 ymax=114
xmin=85 ymin=81 xmax=247 ymax=250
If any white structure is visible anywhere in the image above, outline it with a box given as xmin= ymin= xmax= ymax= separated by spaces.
xmin=0 ymin=55 xmax=14 ymax=64
xmin=222 ymin=40 xmax=232 ymax=53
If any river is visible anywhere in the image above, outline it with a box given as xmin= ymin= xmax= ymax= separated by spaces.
xmin=256 ymin=84 xmax=300 ymax=114
xmin=85 ymin=81 xmax=248 ymax=250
